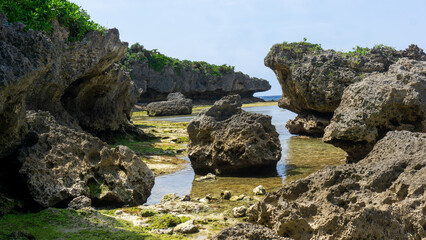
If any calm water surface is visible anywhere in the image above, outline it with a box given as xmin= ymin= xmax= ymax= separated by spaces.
xmin=145 ymin=105 xmax=346 ymax=204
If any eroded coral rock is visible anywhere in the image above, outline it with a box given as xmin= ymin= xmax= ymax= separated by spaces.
xmin=324 ymin=58 xmax=426 ymax=162
xmin=0 ymin=14 xmax=54 ymax=159
xmin=18 ymin=111 xmax=154 ymax=207
xmin=122 ymin=44 xmax=271 ymax=103
xmin=213 ymin=223 xmax=289 ymax=240
xmin=247 ymin=131 xmax=426 ymax=239
xmin=187 ymin=95 xmax=281 ymax=175
xmin=68 ymin=196 xmax=92 ymax=210
xmin=285 ymin=113 xmax=331 ymax=137
xmin=146 ymin=92 xmax=192 ymax=116
xmin=265 ymin=42 xmax=426 ymax=136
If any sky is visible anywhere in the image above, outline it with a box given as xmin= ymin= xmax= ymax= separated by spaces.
xmin=72 ymin=0 xmax=426 ymax=96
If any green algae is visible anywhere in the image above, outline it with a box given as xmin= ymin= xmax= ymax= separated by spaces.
xmin=148 ymin=214 xmax=190 ymax=230
xmin=0 ymin=208 xmax=187 ymax=239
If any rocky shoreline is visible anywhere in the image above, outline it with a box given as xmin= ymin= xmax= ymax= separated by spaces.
xmin=121 ymin=43 xmax=271 ymax=103
xmin=1 ymin=2 xmax=425 ymax=239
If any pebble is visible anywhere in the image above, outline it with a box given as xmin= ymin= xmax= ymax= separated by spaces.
xmin=233 ymin=206 xmax=247 ymax=218
xmin=253 ymin=185 xmax=266 ymax=195
xmin=221 ymin=190 xmax=231 ymax=200
xmin=194 ymin=173 xmax=217 ymax=182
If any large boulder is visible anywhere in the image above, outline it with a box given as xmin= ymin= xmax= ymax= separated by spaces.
xmin=146 ymin=92 xmax=193 ymax=116
xmin=247 ymin=131 xmax=426 ymax=240
xmin=21 ymin=18 xmax=139 ymax=136
xmin=187 ymin=95 xmax=281 ymax=175
xmin=122 ymin=44 xmax=271 ymax=103
xmin=0 ymin=14 xmax=152 ymax=210
xmin=0 ymin=14 xmax=54 ymax=159
xmin=265 ymin=42 xmax=426 ymax=136
xmin=18 ymin=111 xmax=154 ymax=208
xmin=324 ymin=58 xmax=426 ymax=162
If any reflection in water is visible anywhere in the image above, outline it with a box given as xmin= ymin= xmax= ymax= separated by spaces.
xmin=282 ymin=137 xmax=346 ymax=182
xmin=145 ymin=105 xmax=346 ymax=204
xmin=145 ymin=158 xmax=194 ymax=205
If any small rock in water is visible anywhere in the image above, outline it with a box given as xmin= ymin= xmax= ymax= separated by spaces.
xmin=205 ymin=194 xmax=212 ymax=200
xmin=174 ymin=220 xmax=199 ymax=234
xmin=115 ymin=210 xmax=124 ymax=215
xmin=182 ymin=194 xmax=191 ymax=201
xmin=253 ymin=185 xmax=266 ymax=195
xmin=233 ymin=206 xmax=247 ymax=218
xmin=194 ymin=173 xmax=217 ymax=182
xmin=161 ymin=193 xmax=180 ymax=203
xmin=230 ymin=194 xmax=245 ymax=202
xmin=221 ymin=190 xmax=231 ymax=200
xmin=68 ymin=196 xmax=91 ymax=210
xmin=243 ymin=196 xmax=252 ymax=201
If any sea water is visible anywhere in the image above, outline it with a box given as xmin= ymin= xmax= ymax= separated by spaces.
xmin=145 ymin=105 xmax=346 ymax=204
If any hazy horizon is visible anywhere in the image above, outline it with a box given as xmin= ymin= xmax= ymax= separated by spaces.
xmin=72 ymin=0 xmax=426 ymax=96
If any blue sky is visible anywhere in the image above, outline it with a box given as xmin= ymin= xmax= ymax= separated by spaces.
xmin=73 ymin=0 xmax=426 ymax=96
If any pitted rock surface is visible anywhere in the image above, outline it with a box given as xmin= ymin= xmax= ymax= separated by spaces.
xmin=146 ymin=92 xmax=193 ymax=116
xmin=285 ymin=113 xmax=331 ymax=137
xmin=18 ymin=111 xmax=154 ymax=207
xmin=122 ymin=45 xmax=271 ymax=102
xmin=265 ymin=42 xmax=426 ymax=136
xmin=0 ymin=14 xmax=139 ymax=146
xmin=213 ymin=223 xmax=289 ymax=240
xmin=247 ymin=131 xmax=426 ymax=240
xmin=0 ymin=14 xmax=54 ymax=159
xmin=187 ymin=95 xmax=281 ymax=175
xmin=324 ymin=58 xmax=426 ymax=162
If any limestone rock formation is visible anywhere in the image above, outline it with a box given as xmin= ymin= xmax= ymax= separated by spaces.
xmin=24 ymin=21 xmax=139 ymax=135
xmin=265 ymin=42 xmax=426 ymax=136
xmin=324 ymin=58 xmax=426 ymax=162
xmin=285 ymin=114 xmax=330 ymax=137
xmin=0 ymin=13 xmax=140 ymax=144
xmin=18 ymin=111 xmax=154 ymax=208
xmin=187 ymin=95 xmax=281 ymax=175
xmin=0 ymin=14 xmax=153 ymax=211
xmin=146 ymin=92 xmax=193 ymax=116
xmin=0 ymin=14 xmax=54 ymax=159
xmin=122 ymin=44 xmax=271 ymax=103
xmin=247 ymin=131 xmax=426 ymax=240
xmin=213 ymin=223 xmax=289 ymax=240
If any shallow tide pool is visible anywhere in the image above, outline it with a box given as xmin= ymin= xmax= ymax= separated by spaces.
xmin=142 ymin=105 xmax=346 ymax=205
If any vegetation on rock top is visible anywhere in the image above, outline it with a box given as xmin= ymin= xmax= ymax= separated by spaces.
xmin=277 ymin=39 xmax=323 ymax=53
xmin=122 ymin=43 xmax=235 ymax=76
xmin=0 ymin=0 xmax=104 ymax=41
xmin=274 ymin=38 xmax=396 ymax=59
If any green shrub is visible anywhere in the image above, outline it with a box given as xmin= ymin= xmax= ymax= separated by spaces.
xmin=122 ymin=43 xmax=235 ymax=75
xmin=278 ymin=40 xmax=323 ymax=53
xmin=0 ymin=0 xmax=104 ymax=41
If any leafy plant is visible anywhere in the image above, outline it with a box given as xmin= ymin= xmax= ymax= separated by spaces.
xmin=122 ymin=43 xmax=235 ymax=76
xmin=0 ymin=0 xmax=104 ymax=41
xmin=278 ymin=40 xmax=323 ymax=54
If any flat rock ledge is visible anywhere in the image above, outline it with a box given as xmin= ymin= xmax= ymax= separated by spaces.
xmin=146 ymin=92 xmax=193 ymax=116
xmin=187 ymin=95 xmax=281 ymax=175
